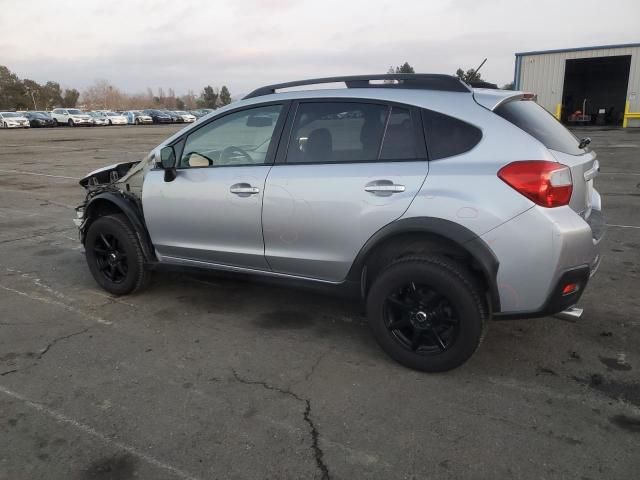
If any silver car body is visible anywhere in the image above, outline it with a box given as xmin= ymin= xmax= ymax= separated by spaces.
xmin=81 ymin=83 xmax=603 ymax=316
xmin=0 ymin=111 xmax=30 ymax=128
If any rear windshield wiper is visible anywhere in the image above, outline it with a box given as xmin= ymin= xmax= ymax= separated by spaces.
xmin=578 ymin=137 xmax=591 ymax=149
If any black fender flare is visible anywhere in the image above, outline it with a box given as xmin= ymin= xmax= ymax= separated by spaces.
xmin=346 ymin=217 xmax=501 ymax=312
xmin=82 ymin=192 xmax=156 ymax=263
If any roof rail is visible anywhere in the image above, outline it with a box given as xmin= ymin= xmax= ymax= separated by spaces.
xmin=243 ymin=74 xmax=471 ymax=99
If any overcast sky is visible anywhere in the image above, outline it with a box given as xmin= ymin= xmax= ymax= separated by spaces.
xmin=1 ymin=0 xmax=639 ymax=97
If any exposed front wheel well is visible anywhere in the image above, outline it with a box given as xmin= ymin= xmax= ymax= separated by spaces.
xmin=83 ymin=198 xmax=125 ymax=233
xmin=81 ymin=194 xmax=157 ymax=263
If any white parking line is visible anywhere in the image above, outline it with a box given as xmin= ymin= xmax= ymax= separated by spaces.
xmin=0 ymin=284 xmax=111 ymax=325
xmin=598 ymin=172 xmax=640 ymax=176
xmin=0 ymin=168 xmax=79 ymax=180
xmin=606 ymin=223 xmax=640 ymax=229
xmin=0 ymin=385 xmax=202 ymax=480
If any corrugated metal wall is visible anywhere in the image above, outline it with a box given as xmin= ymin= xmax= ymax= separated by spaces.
xmin=516 ymin=46 xmax=640 ymax=126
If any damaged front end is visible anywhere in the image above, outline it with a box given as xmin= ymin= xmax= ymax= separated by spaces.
xmin=74 ymin=154 xmax=157 ymax=254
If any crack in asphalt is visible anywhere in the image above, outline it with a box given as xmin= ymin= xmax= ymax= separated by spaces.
xmin=37 ymin=327 xmax=91 ymax=359
xmin=231 ymin=369 xmax=330 ymax=480
xmin=0 ymin=226 xmax=76 ymax=245
xmin=1 ymin=327 xmax=91 ymax=377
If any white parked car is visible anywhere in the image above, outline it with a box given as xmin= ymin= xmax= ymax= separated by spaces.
xmin=89 ymin=111 xmax=110 ymax=126
xmin=104 ymin=112 xmax=128 ymax=125
xmin=0 ymin=112 xmax=30 ymax=128
xmin=51 ymin=108 xmax=93 ymax=127
xmin=124 ymin=110 xmax=153 ymax=125
xmin=174 ymin=110 xmax=196 ymax=123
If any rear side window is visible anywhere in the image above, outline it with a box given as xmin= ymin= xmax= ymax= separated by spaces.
xmin=379 ymin=107 xmax=417 ymax=160
xmin=495 ymin=100 xmax=582 ymax=155
xmin=422 ymin=109 xmax=482 ymax=160
xmin=285 ymin=102 xmax=422 ymax=164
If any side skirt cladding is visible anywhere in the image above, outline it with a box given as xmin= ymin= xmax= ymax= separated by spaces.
xmin=79 ymin=190 xmax=157 ymax=264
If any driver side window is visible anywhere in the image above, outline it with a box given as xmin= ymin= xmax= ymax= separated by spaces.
xmin=180 ymin=104 xmax=283 ymax=168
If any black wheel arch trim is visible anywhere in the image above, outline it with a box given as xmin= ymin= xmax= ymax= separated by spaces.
xmin=81 ymin=192 xmax=156 ymax=263
xmin=347 ymin=217 xmax=501 ymax=312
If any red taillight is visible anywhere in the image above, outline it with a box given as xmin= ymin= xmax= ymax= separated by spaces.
xmin=498 ymin=160 xmax=573 ymax=208
xmin=562 ymin=283 xmax=579 ymax=295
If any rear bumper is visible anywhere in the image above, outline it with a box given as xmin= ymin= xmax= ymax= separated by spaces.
xmin=494 ymin=265 xmax=593 ymax=319
xmin=484 ymin=203 xmax=604 ymax=317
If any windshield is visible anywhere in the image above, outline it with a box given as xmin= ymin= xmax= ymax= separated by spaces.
xmin=2 ymin=112 xmax=20 ymax=118
xmin=106 ymin=112 xmax=118 ymax=116
xmin=68 ymin=109 xmax=83 ymax=115
xmin=496 ymin=99 xmax=582 ymax=155
xmin=175 ymin=111 xmax=188 ymax=115
xmin=33 ymin=112 xmax=49 ymax=118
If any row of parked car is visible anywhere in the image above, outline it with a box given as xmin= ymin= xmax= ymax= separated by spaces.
xmin=0 ymin=108 xmax=215 ymax=129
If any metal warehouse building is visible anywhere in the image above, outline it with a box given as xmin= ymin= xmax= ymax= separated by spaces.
xmin=514 ymin=43 xmax=640 ymax=127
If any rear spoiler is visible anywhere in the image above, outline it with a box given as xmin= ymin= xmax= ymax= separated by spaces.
xmin=472 ymin=90 xmax=535 ymax=111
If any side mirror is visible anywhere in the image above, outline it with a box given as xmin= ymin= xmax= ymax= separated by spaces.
xmin=160 ymin=146 xmax=177 ymax=182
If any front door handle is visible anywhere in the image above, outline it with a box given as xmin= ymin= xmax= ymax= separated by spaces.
xmin=230 ymin=183 xmax=260 ymax=197
xmin=364 ymin=180 xmax=406 ymax=197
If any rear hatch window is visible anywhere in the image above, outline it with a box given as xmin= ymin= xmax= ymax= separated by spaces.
xmin=495 ymin=99 xmax=583 ymax=155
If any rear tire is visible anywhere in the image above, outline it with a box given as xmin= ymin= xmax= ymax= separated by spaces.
xmin=366 ymin=255 xmax=487 ymax=372
xmin=85 ymin=214 xmax=149 ymax=295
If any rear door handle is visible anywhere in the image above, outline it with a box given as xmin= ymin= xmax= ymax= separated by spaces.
xmin=364 ymin=180 xmax=406 ymax=196
xmin=230 ymin=183 xmax=260 ymax=196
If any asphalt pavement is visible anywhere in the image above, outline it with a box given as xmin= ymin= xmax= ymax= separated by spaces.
xmin=0 ymin=125 xmax=638 ymax=479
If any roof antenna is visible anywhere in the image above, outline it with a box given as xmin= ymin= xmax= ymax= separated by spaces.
xmin=473 ymin=58 xmax=487 ymax=78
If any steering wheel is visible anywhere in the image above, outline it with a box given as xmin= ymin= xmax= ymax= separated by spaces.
xmin=220 ymin=145 xmax=252 ymax=164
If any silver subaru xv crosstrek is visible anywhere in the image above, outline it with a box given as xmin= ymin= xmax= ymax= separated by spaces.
xmin=75 ymin=74 xmax=604 ymax=372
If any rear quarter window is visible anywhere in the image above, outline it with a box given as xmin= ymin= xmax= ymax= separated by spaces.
xmin=422 ymin=109 xmax=482 ymax=160
xmin=495 ymin=99 xmax=582 ymax=155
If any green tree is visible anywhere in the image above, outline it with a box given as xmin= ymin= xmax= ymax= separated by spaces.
xmin=389 ymin=62 xmax=415 ymax=74
xmin=455 ymin=68 xmax=482 ymax=83
xmin=501 ymin=81 xmax=515 ymax=90
xmin=175 ymin=97 xmax=185 ymax=110
xmin=41 ymin=81 xmax=64 ymax=109
xmin=0 ymin=65 xmax=25 ymax=109
xmin=199 ymin=85 xmax=218 ymax=108
xmin=219 ymin=86 xmax=231 ymax=106
xmin=62 ymin=88 xmax=80 ymax=107
xmin=22 ymin=79 xmax=41 ymax=110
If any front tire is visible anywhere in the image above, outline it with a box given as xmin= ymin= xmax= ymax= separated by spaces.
xmin=68 ymin=119 xmax=74 ymax=127
xmin=85 ymin=214 xmax=149 ymax=295
xmin=366 ymin=256 xmax=487 ymax=372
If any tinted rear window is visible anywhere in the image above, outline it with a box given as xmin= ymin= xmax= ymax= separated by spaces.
xmin=495 ymin=100 xmax=582 ymax=155
xmin=422 ymin=109 xmax=482 ymax=160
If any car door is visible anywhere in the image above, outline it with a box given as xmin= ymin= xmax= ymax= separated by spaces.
xmin=262 ymin=100 xmax=429 ymax=281
xmin=142 ymin=102 xmax=288 ymax=269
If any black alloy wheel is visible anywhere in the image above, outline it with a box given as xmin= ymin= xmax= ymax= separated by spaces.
xmin=85 ymin=214 xmax=149 ymax=295
xmin=93 ymin=233 xmax=128 ymax=284
xmin=366 ymin=255 xmax=487 ymax=372
xmin=384 ymin=282 xmax=460 ymax=355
